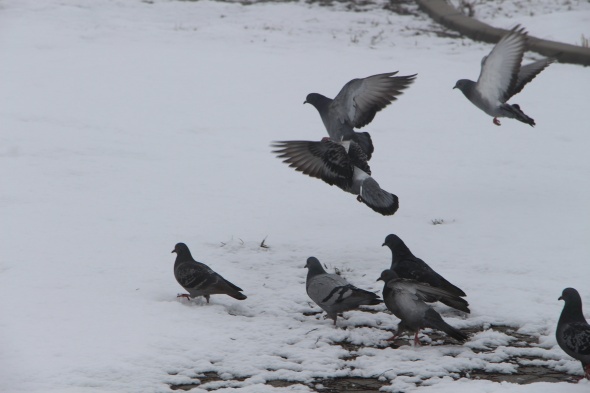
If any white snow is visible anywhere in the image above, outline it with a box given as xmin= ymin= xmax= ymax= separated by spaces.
xmin=1 ymin=0 xmax=589 ymax=392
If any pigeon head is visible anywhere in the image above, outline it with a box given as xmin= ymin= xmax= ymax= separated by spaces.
xmin=304 ymin=257 xmax=327 ymax=275
xmin=376 ymin=269 xmax=398 ymax=283
xmin=304 ymin=93 xmax=331 ymax=110
xmin=453 ymin=79 xmax=475 ymax=95
xmin=382 ymin=234 xmax=413 ymax=260
xmin=172 ymin=242 xmax=191 ymax=256
xmin=559 ymin=287 xmax=582 ymax=303
xmin=382 ymin=234 xmax=404 ymax=249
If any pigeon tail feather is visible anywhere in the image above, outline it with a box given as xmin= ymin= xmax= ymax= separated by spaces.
xmin=506 ymin=103 xmax=535 ymax=127
xmin=426 ymin=309 xmax=467 ymax=343
xmin=227 ymin=291 xmax=247 ymax=301
xmin=438 ymin=295 xmax=470 ymax=314
xmin=359 ymin=177 xmax=399 ymax=216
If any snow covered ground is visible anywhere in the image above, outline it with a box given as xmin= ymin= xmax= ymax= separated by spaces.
xmin=1 ymin=0 xmax=589 ymax=392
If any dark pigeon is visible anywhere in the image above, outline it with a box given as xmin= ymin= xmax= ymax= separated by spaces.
xmin=557 ymin=287 xmax=590 ymax=379
xmin=382 ymin=234 xmax=469 ymax=313
xmin=377 ymin=269 xmax=468 ymax=345
xmin=172 ymin=243 xmax=246 ymax=303
xmin=453 ymin=25 xmax=555 ymax=127
xmin=305 ymin=71 xmax=417 ymax=159
xmin=272 ymin=139 xmax=399 ymax=216
xmin=305 ymin=257 xmax=382 ymax=325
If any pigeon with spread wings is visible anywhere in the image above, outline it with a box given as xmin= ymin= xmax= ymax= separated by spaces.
xmin=305 ymin=72 xmax=416 ymax=159
xmin=453 ymin=25 xmax=555 ymax=127
xmin=272 ymin=139 xmax=399 ymax=216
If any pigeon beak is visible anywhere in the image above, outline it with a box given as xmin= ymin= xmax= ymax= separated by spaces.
xmin=381 ymin=243 xmax=386 ymax=247
xmin=376 ymin=277 xmax=382 ymax=282
xmin=171 ymin=249 xmax=176 ymax=254
xmin=452 ymin=86 xmax=456 ymax=89
xmin=558 ymin=296 xmax=563 ymax=301
xmin=303 ymin=100 xmax=307 ymax=105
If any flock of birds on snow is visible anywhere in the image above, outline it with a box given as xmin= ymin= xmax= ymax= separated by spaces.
xmin=172 ymin=26 xmax=590 ymax=381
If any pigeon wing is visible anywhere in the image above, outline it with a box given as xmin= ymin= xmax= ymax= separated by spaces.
xmin=307 ymin=273 xmax=348 ymax=305
xmin=175 ymin=262 xmax=217 ymax=290
xmin=562 ymin=322 xmax=590 ymax=355
xmin=347 ymin=141 xmax=371 ymax=175
xmin=476 ymin=25 xmax=527 ymax=104
xmin=332 ymin=72 xmax=417 ymax=129
xmin=272 ymin=140 xmax=354 ymax=190
xmin=509 ymin=57 xmax=555 ymax=98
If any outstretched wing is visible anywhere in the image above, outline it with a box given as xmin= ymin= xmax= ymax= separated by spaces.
xmin=509 ymin=57 xmax=555 ymax=98
xmin=272 ymin=139 xmax=354 ymax=190
xmin=332 ymin=72 xmax=417 ymax=129
xmin=476 ymin=25 xmax=527 ymax=104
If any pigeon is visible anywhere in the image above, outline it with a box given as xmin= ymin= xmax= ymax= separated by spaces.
xmin=377 ymin=269 xmax=468 ymax=345
xmin=172 ymin=242 xmax=246 ymax=303
xmin=272 ymin=139 xmax=399 ymax=216
xmin=305 ymin=71 xmax=417 ymax=159
xmin=453 ymin=25 xmax=555 ymax=127
xmin=556 ymin=287 xmax=590 ymax=380
xmin=304 ymin=257 xmax=382 ymax=325
xmin=382 ymin=234 xmax=469 ymax=313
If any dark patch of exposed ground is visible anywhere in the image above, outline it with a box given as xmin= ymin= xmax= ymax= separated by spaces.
xmin=169 ymin=324 xmax=580 ymax=391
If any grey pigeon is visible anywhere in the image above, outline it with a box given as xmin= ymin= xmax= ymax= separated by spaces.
xmin=272 ymin=139 xmax=399 ymax=216
xmin=453 ymin=25 xmax=555 ymax=127
xmin=382 ymin=234 xmax=469 ymax=313
xmin=377 ymin=269 xmax=468 ymax=345
xmin=557 ymin=287 xmax=590 ymax=379
xmin=305 ymin=257 xmax=382 ymax=325
xmin=172 ymin=243 xmax=246 ymax=303
xmin=305 ymin=71 xmax=417 ymax=159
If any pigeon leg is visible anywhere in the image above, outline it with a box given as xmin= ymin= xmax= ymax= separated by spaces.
xmin=584 ymin=364 xmax=590 ymax=380
xmin=386 ymin=332 xmax=400 ymax=342
xmin=413 ymin=332 xmax=422 ymax=346
xmin=356 ymin=195 xmax=363 ymax=203
xmin=177 ymin=293 xmax=191 ymax=300
xmin=204 ymin=295 xmax=210 ymax=304
xmin=493 ymin=117 xmax=501 ymax=126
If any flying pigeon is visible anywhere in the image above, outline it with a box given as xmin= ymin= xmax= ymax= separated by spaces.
xmin=556 ymin=287 xmax=590 ymax=380
xmin=453 ymin=25 xmax=555 ymax=127
xmin=305 ymin=257 xmax=382 ymax=325
xmin=377 ymin=269 xmax=468 ymax=345
xmin=172 ymin=242 xmax=246 ymax=303
xmin=305 ymin=71 xmax=417 ymax=159
xmin=382 ymin=234 xmax=469 ymax=313
xmin=272 ymin=139 xmax=399 ymax=216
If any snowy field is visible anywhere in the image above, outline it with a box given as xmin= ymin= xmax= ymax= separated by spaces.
xmin=1 ymin=0 xmax=590 ymax=392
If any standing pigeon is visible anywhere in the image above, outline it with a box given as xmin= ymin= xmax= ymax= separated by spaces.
xmin=272 ymin=139 xmax=399 ymax=216
xmin=172 ymin=243 xmax=246 ymax=303
xmin=305 ymin=257 xmax=382 ymax=325
xmin=305 ymin=71 xmax=417 ymax=159
xmin=382 ymin=234 xmax=469 ymax=313
xmin=453 ymin=25 xmax=555 ymax=127
xmin=556 ymin=287 xmax=590 ymax=379
xmin=378 ymin=269 xmax=468 ymax=345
